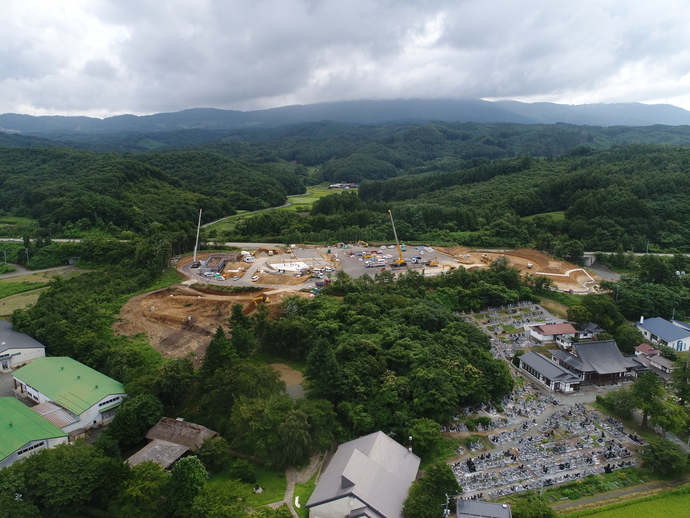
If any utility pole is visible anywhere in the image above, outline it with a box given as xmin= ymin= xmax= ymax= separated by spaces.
xmin=193 ymin=208 xmax=203 ymax=263
xmin=2 ymin=250 xmax=6 ymax=265
xmin=24 ymin=248 xmax=29 ymax=267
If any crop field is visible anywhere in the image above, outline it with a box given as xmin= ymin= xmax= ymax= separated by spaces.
xmin=565 ymin=487 xmax=690 ymax=518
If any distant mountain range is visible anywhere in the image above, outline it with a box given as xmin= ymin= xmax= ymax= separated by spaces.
xmin=2 ymin=99 xmax=690 ymax=135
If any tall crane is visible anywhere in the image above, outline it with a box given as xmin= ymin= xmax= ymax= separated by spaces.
xmin=388 ymin=210 xmax=407 ymax=267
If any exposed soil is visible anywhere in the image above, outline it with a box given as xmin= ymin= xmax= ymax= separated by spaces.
xmin=438 ymin=246 xmax=601 ymax=292
xmin=269 ymin=363 xmax=304 ymax=386
xmin=113 ymin=285 xmax=291 ymax=363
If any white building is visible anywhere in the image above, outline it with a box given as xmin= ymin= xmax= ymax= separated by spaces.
xmin=13 ymin=357 xmax=126 ymax=434
xmin=636 ymin=317 xmax=690 ymax=352
xmin=0 ymin=397 xmax=68 ymax=469
xmin=0 ymin=321 xmax=45 ymax=371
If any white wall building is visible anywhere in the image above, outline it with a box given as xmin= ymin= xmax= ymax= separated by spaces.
xmin=0 ymin=320 xmax=45 ymax=371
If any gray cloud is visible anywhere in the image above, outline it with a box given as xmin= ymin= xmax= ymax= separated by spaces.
xmin=2 ymin=0 xmax=690 ymax=116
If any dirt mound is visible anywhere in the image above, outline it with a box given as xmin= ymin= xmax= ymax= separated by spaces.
xmin=113 ymin=286 xmax=277 ymax=363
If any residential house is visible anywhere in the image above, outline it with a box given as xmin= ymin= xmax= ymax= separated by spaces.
xmin=0 ymin=320 xmax=45 ymax=371
xmin=456 ymin=500 xmax=512 ymax=518
xmin=12 ymin=357 xmax=126 ymax=434
xmin=634 ymin=343 xmax=661 ymax=357
xmin=527 ymin=323 xmax=578 ymax=348
xmin=0 ymin=397 xmax=68 ymax=469
xmin=306 ymin=431 xmax=420 ymax=518
xmin=636 ymin=317 xmax=690 ymax=352
xmin=517 ymin=351 xmax=582 ymax=393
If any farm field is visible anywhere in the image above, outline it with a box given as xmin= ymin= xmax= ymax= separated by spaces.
xmin=564 ymin=488 xmax=690 ymax=517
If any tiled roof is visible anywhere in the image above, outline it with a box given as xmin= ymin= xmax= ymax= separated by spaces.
xmin=31 ymin=402 xmax=79 ymax=429
xmin=520 ymin=352 xmax=581 ymax=383
xmin=146 ymin=417 xmax=216 ymax=449
xmin=574 ymin=341 xmax=629 ymax=375
xmin=530 ymin=323 xmax=578 ymax=336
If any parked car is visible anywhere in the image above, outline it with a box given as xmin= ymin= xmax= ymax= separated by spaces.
xmin=190 ymin=261 xmax=201 ymax=268
xmin=231 ymin=276 xmax=240 ymax=281
xmin=251 ymin=276 xmax=260 ymax=282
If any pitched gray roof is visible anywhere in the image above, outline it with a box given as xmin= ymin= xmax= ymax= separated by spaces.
xmin=456 ymin=500 xmax=512 ymax=518
xmin=573 ymin=341 xmax=629 ymax=375
xmin=638 ymin=317 xmax=690 ymax=342
xmin=126 ymin=439 xmax=188 ymax=469
xmin=520 ymin=352 xmax=581 ymax=383
xmin=0 ymin=320 xmax=45 ymax=354
xmin=306 ymin=431 xmax=420 ymax=518
xmin=550 ymin=350 xmax=584 ymax=372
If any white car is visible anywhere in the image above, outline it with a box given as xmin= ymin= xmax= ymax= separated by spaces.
xmin=231 ymin=276 xmax=240 ymax=281
xmin=383 ymin=254 xmax=393 ymax=259
xmin=251 ymin=276 xmax=260 ymax=282
xmin=380 ymin=245 xmax=386 ymax=250
xmin=388 ymin=245 xmax=395 ymax=249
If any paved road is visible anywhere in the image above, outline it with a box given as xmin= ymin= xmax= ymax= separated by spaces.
xmin=0 ymin=264 xmax=80 ymax=280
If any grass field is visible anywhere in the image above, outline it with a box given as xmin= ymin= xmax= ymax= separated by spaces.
xmin=564 ymin=485 xmax=690 ymax=517
xmin=294 ymin=473 xmax=318 ymax=518
xmin=208 ymin=461 xmax=287 ymax=506
xmin=206 ymin=185 xmax=350 ymax=234
xmin=0 ymin=269 xmax=84 ymax=317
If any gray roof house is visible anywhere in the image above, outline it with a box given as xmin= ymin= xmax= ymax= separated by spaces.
xmin=0 ymin=321 xmax=45 ymax=371
xmin=518 ymin=351 xmax=581 ymax=393
xmin=306 ymin=431 xmax=420 ymax=518
xmin=636 ymin=317 xmax=690 ymax=352
xmin=551 ymin=341 xmax=636 ymax=385
xmin=456 ymin=500 xmax=512 ymax=518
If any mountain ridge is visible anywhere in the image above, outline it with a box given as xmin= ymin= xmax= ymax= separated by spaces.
xmin=2 ymin=99 xmax=690 ymax=135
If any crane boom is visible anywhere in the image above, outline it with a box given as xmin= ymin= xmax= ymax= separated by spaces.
xmin=388 ymin=210 xmax=407 ymax=267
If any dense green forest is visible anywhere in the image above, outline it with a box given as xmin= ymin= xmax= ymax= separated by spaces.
xmin=3 ymin=121 xmax=690 ymax=253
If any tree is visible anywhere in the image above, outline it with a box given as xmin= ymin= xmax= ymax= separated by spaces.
xmin=201 ymin=326 xmax=236 ymax=379
xmin=228 ymin=459 xmax=256 ymax=484
xmin=190 ymin=481 xmax=251 ymax=518
xmin=153 ymin=357 xmax=195 ymax=411
xmin=99 ymin=393 xmax=164 ymax=450
xmin=649 ymin=396 xmax=688 ymax=435
xmin=670 ymin=357 xmax=690 ymax=405
xmin=639 ymin=436 xmax=688 ymax=476
xmin=229 ymin=304 xmax=257 ymax=357
xmin=167 ymin=456 xmax=207 ymax=518
xmin=614 ymin=324 xmax=645 ymax=354
xmin=18 ymin=442 xmax=108 ymax=513
xmin=408 ymin=418 xmax=444 ymax=459
xmin=631 ymin=371 xmax=665 ymax=427
xmin=110 ymin=461 xmax=167 ymax=518
xmin=403 ymin=463 xmax=461 ymax=518
xmin=511 ymin=497 xmax=557 ymax=518
xmin=566 ymin=305 xmax=592 ymax=326
xmin=598 ymin=387 xmax=635 ymax=419
xmin=196 ymin=436 xmax=232 ymax=474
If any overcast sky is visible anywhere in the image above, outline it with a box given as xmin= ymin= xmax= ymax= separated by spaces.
xmin=3 ymin=0 xmax=690 ymax=117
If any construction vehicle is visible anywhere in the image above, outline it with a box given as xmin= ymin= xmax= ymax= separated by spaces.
xmin=480 ymin=253 xmax=492 ymax=264
xmin=427 ymin=256 xmax=439 ymax=267
xmin=315 ymin=279 xmax=331 ymax=287
xmin=357 ymin=240 xmax=369 ymax=247
xmin=442 ymin=264 xmax=456 ymax=271
xmin=253 ymin=295 xmax=270 ymax=304
xmin=387 ymin=210 xmax=407 ymax=267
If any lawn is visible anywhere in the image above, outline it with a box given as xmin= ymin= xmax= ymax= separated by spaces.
xmin=208 ymin=461 xmax=287 ymax=506
xmin=294 ymin=473 xmax=318 ymax=518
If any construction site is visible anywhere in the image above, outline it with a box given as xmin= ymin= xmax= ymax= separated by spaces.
xmin=112 ymin=242 xmax=601 ymax=370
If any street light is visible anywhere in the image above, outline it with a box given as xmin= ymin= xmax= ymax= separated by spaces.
xmin=24 ymin=248 xmax=29 ymax=267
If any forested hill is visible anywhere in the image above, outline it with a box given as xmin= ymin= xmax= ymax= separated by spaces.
xmin=226 ymin=144 xmax=690 ymax=255
xmin=0 ymin=146 xmax=306 ymax=236
xmin=4 ymin=119 xmax=690 ymax=160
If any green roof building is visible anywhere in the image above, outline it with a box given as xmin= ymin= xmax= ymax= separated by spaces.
xmin=13 ymin=357 xmax=126 ymax=434
xmin=0 ymin=397 xmax=68 ymax=469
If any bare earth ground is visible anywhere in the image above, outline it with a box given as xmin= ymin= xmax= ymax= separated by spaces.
xmin=114 ymin=248 xmax=597 ymax=363
xmin=438 ymin=247 xmax=601 ymax=293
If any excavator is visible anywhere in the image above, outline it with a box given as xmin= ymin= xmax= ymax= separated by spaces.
xmin=253 ymin=295 xmax=270 ymax=304
xmin=387 ymin=210 xmax=407 ymax=267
